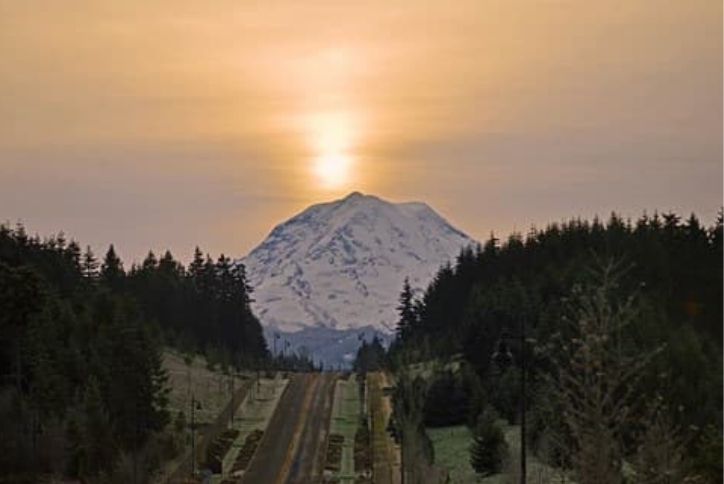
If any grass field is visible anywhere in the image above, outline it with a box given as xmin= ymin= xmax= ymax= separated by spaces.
xmin=329 ymin=377 xmax=361 ymax=482
xmin=164 ymin=349 xmax=252 ymax=427
xmin=493 ymin=425 xmax=570 ymax=484
xmin=428 ymin=423 xmax=566 ymax=484
xmin=428 ymin=425 xmax=481 ymax=483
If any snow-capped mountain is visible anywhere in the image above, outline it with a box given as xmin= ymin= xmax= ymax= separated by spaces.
xmin=240 ymin=192 xmax=476 ymax=334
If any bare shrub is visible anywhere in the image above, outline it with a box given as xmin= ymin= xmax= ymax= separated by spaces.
xmin=632 ymin=397 xmax=689 ymax=483
xmin=546 ymin=261 xmax=662 ymax=484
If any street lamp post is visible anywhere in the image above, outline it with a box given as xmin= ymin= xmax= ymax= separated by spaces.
xmin=492 ymin=316 xmax=528 ymax=484
xmin=519 ymin=316 xmax=527 ymax=484
xmin=230 ymin=374 xmax=235 ymax=426
xmin=190 ymin=394 xmax=202 ymax=477
xmin=257 ymin=364 xmax=261 ymax=395
xmin=190 ymin=394 xmax=195 ymax=477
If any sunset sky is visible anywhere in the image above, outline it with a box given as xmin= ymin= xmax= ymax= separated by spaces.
xmin=1 ymin=1 xmax=721 ymax=263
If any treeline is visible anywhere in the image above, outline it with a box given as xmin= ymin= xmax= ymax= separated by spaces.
xmin=0 ymin=224 xmax=268 ymax=481
xmin=127 ymin=246 xmax=267 ymax=366
xmin=353 ymin=335 xmax=387 ymax=374
xmin=388 ymin=211 xmax=723 ymax=481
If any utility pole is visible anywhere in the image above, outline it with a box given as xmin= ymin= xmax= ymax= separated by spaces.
xmin=492 ymin=314 xmax=528 ymax=484
xmin=230 ymin=374 xmax=235 ymax=427
xmin=400 ymin=432 xmax=405 ymax=484
xmin=256 ymin=363 xmax=261 ymax=395
xmin=273 ymin=333 xmax=279 ymax=363
xmin=190 ymin=394 xmax=195 ymax=477
xmin=133 ymin=400 xmax=139 ymax=484
xmin=519 ymin=315 xmax=527 ymax=484
xmin=190 ymin=394 xmax=201 ymax=477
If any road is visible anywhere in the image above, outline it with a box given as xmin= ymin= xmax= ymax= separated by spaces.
xmin=240 ymin=372 xmax=337 ymax=484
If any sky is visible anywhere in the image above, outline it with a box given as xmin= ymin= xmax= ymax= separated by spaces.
xmin=1 ymin=0 xmax=721 ymax=263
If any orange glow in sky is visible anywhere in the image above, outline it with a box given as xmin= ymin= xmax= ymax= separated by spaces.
xmin=0 ymin=0 xmax=720 ymax=261
xmin=306 ymin=110 xmax=358 ymax=190
xmin=313 ymin=152 xmax=352 ymax=190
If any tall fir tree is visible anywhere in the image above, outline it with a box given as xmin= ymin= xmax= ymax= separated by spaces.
xmin=81 ymin=245 xmax=99 ymax=282
xmin=100 ymin=245 xmax=124 ymax=290
xmin=141 ymin=250 xmax=158 ymax=271
xmin=470 ymin=406 xmax=508 ymax=476
xmin=82 ymin=377 xmax=114 ymax=476
xmin=396 ymin=277 xmax=416 ymax=341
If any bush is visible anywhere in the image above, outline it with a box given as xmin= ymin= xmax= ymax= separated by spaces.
xmin=423 ymin=371 xmax=470 ymax=427
xmin=489 ymin=367 xmax=520 ymax=424
xmin=470 ymin=406 xmax=508 ymax=477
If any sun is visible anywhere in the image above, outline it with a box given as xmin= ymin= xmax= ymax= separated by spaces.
xmin=314 ymin=151 xmax=352 ymax=189
xmin=306 ymin=110 xmax=357 ymax=190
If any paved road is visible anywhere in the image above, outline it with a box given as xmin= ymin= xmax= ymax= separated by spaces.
xmin=286 ymin=372 xmax=337 ymax=483
xmin=240 ymin=372 xmax=337 ymax=484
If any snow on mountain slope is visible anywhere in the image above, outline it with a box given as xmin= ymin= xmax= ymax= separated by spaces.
xmin=239 ymin=192 xmax=476 ymax=333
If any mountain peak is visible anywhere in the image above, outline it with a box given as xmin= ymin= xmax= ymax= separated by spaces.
xmin=343 ymin=191 xmax=366 ymax=200
xmin=339 ymin=191 xmax=382 ymax=206
xmin=241 ymin=194 xmax=476 ymax=333
xmin=337 ymin=192 xmax=432 ymax=214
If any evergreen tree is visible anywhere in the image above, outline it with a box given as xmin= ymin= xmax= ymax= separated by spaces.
xmin=231 ymin=262 xmax=252 ymax=305
xmin=82 ymin=377 xmax=114 ymax=476
xmin=188 ymin=246 xmax=205 ymax=282
xmin=141 ymin=251 xmax=158 ymax=271
xmin=396 ymin=278 xmax=415 ymax=341
xmin=0 ymin=262 xmax=45 ymax=394
xmin=423 ymin=370 xmax=471 ymax=427
xmin=100 ymin=299 xmax=169 ymax=450
xmin=354 ymin=335 xmax=387 ymax=373
xmin=100 ymin=245 xmax=124 ymax=290
xmin=216 ymin=254 xmax=234 ymax=302
xmin=81 ymin=245 xmax=99 ymax=282
xmin=470 ymin=406 xmax=508 ymax=476
xmin=390 ymin=210 xmax=722 ymax=479
xmin=0 ymin=224 xmax=268 ymax=478
xmin=158 ymin=250 xmax=181 ymax=277
xmin=26 ymin=301 xmax=71 ymax=419
xmin=66 ymin=241 xmax=82 ymax=272
xmin=392 ymin=371 xmax=435 ymax=483
xmin=66 ymin=412 xmax=84 ymax=477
